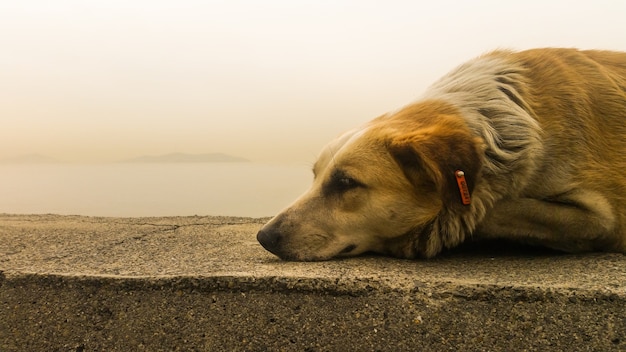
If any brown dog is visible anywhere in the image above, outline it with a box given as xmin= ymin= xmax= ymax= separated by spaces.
xmin=257 ymin=48 xmax=626 ymax=261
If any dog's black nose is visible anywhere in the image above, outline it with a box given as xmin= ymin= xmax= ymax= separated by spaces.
xmin=257 ymin=228 xmax=282 ymax=254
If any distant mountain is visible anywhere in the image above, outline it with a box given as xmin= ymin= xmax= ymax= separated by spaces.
xmin=0 ymin=154 xmax=61 ymax=164
xmin=121 ymin=152 xmax=250 ymax=163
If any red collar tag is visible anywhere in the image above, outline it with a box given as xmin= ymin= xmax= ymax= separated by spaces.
xmin=455 ymin=170 xmax=471 ymax=205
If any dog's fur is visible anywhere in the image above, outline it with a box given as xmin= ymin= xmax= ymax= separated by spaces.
xmin=257 ymin=48 xmax=626 ymax=261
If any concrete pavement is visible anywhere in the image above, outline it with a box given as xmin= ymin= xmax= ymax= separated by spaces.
xmin=1 ymin=214 xmax=625 ymax=351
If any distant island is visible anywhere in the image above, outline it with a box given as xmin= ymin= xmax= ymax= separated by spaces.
xmin=0 ymin=152 xmax=250 ymax=164
xmin=0 ymin=154 xmax=61 ymax=164
xmin=120 ymin=152 xmax=250 ymax=163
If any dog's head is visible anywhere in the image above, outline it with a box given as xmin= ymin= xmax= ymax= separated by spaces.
xmin=257 ymin=101 xmax=484 ymax=261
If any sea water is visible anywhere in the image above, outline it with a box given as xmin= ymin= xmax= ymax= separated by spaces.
xmin=0 ymin=163 xmax=312 ymax=218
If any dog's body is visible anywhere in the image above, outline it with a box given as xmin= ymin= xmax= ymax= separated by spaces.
xmin=257 ymin=48 xmax=626 ymax=261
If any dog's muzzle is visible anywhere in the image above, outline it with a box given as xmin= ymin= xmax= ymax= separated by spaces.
xmin=256 ymin=228 xmax=282 ymax=256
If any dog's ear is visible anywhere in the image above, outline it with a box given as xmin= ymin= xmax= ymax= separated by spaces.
xmin=387 ymin=127 xmax=483 ymax=210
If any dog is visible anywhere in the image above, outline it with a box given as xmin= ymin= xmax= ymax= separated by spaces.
xmin=257 ymin=48 xmax=626 ymax=261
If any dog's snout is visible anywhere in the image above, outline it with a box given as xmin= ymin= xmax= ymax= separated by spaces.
xmin=257 ymin=228 xmax=282 ymax=254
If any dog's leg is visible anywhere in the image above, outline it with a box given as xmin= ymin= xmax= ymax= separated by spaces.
xmin=476 ymin=189 xmax=618 ymax=252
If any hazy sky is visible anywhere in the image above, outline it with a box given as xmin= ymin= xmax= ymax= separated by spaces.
xmin=2 ymin=1 xmax=626 ymax=163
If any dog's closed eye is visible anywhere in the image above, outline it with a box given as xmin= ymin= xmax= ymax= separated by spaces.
xmin=324 ymin=170 xmax=365 ymax=195
xmin=338 ymin=176 xmax=359 ymax=189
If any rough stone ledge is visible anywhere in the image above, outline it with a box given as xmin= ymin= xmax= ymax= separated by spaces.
xmin=1 ymin=214 xmax=625 ymax=351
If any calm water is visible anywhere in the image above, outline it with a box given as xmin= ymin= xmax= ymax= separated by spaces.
xmin=0 ymin=163 xmax=312 ymax=218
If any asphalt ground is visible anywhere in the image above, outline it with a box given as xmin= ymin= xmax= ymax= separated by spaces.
xmin=1 ymin=214 xmax=625 ymax=351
